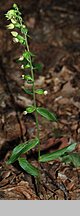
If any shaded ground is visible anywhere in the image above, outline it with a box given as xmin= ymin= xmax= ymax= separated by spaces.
xmin=0 ymin=0 xmax=80 ymax=199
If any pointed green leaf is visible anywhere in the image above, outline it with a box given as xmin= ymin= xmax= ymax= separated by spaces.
xmin=60 ymin=154 xmax=71 ymax=164
xmin=22 ymin=75 xmax=33 ymax=82
xmin=7 ymin=137 xmax=39 ymax=164
xmin=23 ymin=51 xmax=35 ymax=61
xmin=23 ymin=51 xmax=30 ymax=61
xmin=21 ymin=26 xmax=28 ymax=34
xmin=15 ymin=23 xmax=21 ymax=29
xmin=26 ymin=106 xmax=36 ymax=113
xmin=70 ymin=153 xmax=80 ymax=167
xmin=23 ymin=88 xmax=33 ymax=95
xmin=25 ymin=64 xmax=31 ymax=69
xmin=17 ymin=35 xmax=25 ymax=45
xmin=39 ymin=143 xmax=77 ymax=162
xmin=61 ymin=153 xmax=80 ymax=167
xmin=33 ymin=63 xmax=43 ymax=72
xmin=18 ymin=158 xmax=39 ymax=177
xmin=35 ymin=89 xmax=44 ymax=95
xmin=37 ymin=107 xmax=57 ymax=122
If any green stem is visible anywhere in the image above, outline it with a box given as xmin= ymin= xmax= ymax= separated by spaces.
xmin=24 ymin=34 xmax=40 ymax=161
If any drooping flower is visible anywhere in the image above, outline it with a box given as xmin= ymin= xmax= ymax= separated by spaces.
xmin=6 ymin=23 xmax=14 ymax=29
xmin=11 ymin=31 xmax=18 ymax=37
xmin=13 ymin=37 xmax=19 ymax=43
xmin=5 ymin=10 xmax=16 ymax=20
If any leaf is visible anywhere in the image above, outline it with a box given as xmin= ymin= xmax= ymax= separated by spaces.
xmin=18 ymin=60 xmax=31 ymax=69
xmin=60 ymin=154 xmax=71 ymax=164
xmin=37 ymin=107 xmax=57 ymax=122
xmin=23 ymin=75 xmax=33 ymax=82
xmin=21 ymin=26 xmax=28 ymax=34
xmin=70 ymin=153 xmax=80 ymax=167
xmin=23 ymin=88 xmax=33 ymax=95
xmin=17 ymin=35 xmax=25 ymax=45
xmin=7 ymin=137 xmax=39 ymax=164
xmin=26 ymin=106 xmax=36 ymax=113
xmin=61 ymin=153 xmax=80 ymax=167
xmin=15 ymin=23 xmax=21 ymax=28
xmin=34 ymin=63 xmax=43 ymax=72
xmin=25 ymin=64 xmax=31 ymax=69
xmin=35 ymin=89 xmax=44 ymax=95
xmin=23 ymin=51 xmax=35 ymax=61
xmin=39 ymin=142 xmax=77 ymax=162
xmin=18 ymin=158 xmax=39 ymax=177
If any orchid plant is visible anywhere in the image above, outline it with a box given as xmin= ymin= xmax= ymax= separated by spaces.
xmin=5 ymin=4 xmax=77 ymax=179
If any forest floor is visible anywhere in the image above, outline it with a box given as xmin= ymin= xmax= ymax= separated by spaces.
xmin=0 ymin=0 xmax=80 ymax=200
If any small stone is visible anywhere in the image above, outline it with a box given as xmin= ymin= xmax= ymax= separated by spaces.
xmin=78 ymin=128 xmax=80 ymax=134
xmin=15 ymin=95 xmax=32 ymax=108
xmin=60 ymin=66 xmax=73 ymax=81
xmin=0 ymin=101 xmax=6 ymax=108
xmin=61 ymin=81 xmax=75 ymax=96
xmin=71 ymin=124 xmax=78 ymax=131
xmin=26 ymin=17 xmax=36 ymax=28
xmin=35 ymin=76 xmax=45 ymax=86
xmin=58 ymin=172 xmax=67 ymax=180
xmin=57 ymin=97 xmax=70 ymax=105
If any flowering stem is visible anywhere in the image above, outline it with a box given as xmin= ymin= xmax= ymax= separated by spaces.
xmin=24 ymin=34 xmax=40 ymax=161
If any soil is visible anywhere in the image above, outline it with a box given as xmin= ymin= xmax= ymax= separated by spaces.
xmin=0 ymin=0 xmax=80 ymax=200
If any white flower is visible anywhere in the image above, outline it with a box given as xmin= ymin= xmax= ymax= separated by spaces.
xmin=19 ymin=56 xmax=24 ymax=61
xmin=7 ymin=23 xmax=14 ymax=29
xmin=22 ymin=74 xmax=24 ymax=79
xmin=11 ymin=31 xmax=18 ymax=37
xmin=11 ymin=18 xmax=17 ymax=24
xmin=23 ymin=111 xmax=27 ymax=115
xmin=22 ymin=25 xmax=26 ymax=28
xmin=5 ymin=10 xmax=16 ymax=20
xmin=44 ymin=90 xmax=48 ymax=95
xmin=13 ymin=37 xmax=18 ymax=43
xmin=21 ymin=65 xmax=24 ymax=69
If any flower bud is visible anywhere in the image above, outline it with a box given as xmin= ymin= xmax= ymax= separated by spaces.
xmin=23 ymin=111 xmax=27 ymax=115
xmin=11 ymin=18 xmax=17 ymax=24
xmin=13 ymin=3 xmax=18 ymax=9
xmin=22 ymin=74 xmax=24 ymax=79
xmin=22 ymin=25 xmax=26 ymax=28
xmin=13 ymin=37 xmax=19 ymax=43
xmin=21 ymin=65 xmax=24 ymax=69
xmin=7 ymin=23 xmax=14 ymax=29
xmin=11 ymin=31 xmax=18 ymax=37
xmin=19 ymin=56 xmax=24 ymax=61
xmin=44 ymin=90 xmax=48 ymax=95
